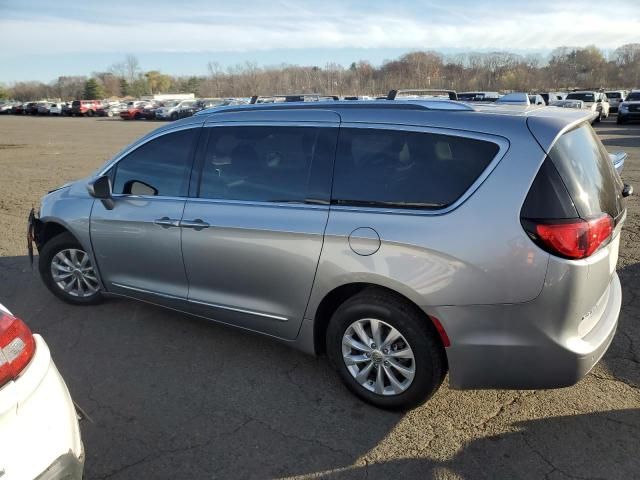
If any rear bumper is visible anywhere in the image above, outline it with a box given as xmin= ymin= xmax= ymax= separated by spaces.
xmin=435 ymin=273 xmax=621 ymax=390
xmin=35 ymin=452 xmax=84 ymax=480
xmin=0 ymin=335 xmax=84 ymax=479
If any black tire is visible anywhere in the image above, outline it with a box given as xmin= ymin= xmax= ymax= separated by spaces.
xmin=326 ymin=288 xmax=447 ymax=410
xmin=39 ymin=232 xmax=103 ymax=305
xmin=134 ymin=113 xmax=141 ymax=120
xmin=170 ymin=112 xmax=178 ymax=121
xmin=86 ymin=109 xmax=94 ymax=117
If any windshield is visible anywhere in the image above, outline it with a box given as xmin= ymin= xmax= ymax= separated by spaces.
xmin=606 ymin=92 xmax=621 ymax=99
xmin=163 ymin=101 xmax=179 ymax=107
xmin=626 ymin=92 xmax=640 ymax=101
xmin=567 ymin=92 xmax=595 ymax=102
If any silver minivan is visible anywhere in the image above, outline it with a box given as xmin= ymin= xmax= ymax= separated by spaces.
xmin=28 ymin=100 xmax=631 ymax=409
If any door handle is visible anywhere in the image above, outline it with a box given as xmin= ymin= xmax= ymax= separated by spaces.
xmin=154 ymin=217 xmax=181 ymax=228
xmin=180 ymin=219 xmax=210 ymax=230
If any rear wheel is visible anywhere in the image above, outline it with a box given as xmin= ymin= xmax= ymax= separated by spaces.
xmin=326 ymin=289 xmax=446 ymax=410
xmin=86 ymin=109 xmax=94 ymax=117
xmin=170 ymin=112 xmax=178 ymax=121
xmin=39 ymin=232 xmax=103 ymax=305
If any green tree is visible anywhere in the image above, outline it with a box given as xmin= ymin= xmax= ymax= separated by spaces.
xmin=83 ymin=78 xmax=105 ymax=99
xmin=119 ymin=78 xmax=130 ymax=97
xmin=144 ymin=70 xmax=172 ymax=94
xmin=185 ymin=76 xmax=200 ymax=94
xmin=0 ymin=84 xmax=8 ymax=99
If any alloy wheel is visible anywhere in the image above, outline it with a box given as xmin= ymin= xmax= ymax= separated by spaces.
xmin=342 ymin=318 xmax=416 ymax=396
xmin=50 ymin=248 xmax=100 ymax=298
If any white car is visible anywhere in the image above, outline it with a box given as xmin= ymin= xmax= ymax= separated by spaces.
xmin=0 ymin=303 xmax=84 ymax=479
xmin=49 ymin=103 xmax=64 ymax=116
xmin=605 ymin=90 xmax=628 ymax=113
xmin=564 ymin=91 xmax=610 ymax=122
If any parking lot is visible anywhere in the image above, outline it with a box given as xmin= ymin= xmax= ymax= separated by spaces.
xmin=0 ymin=115 xmax=638 ymax=479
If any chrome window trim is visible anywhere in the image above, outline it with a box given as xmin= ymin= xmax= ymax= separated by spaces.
xmin=97 ymin=122 xmax=204 ymax=177
xmin=109 ymin=194 xmax=328 ymax=211
xmin=111 ymin=282 xmax=288 ymax=322
xmin=329 ymin=122 xmax=510 ymax=217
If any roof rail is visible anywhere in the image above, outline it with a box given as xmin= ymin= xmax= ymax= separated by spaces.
xmin=249 ymin=94 xmax=340 ymax=104
xmin=387 ymin=89 xmax=458 ymax=101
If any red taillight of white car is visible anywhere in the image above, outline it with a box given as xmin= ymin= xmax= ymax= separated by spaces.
xmin=0 ymin=312 xmax=36 ymax=387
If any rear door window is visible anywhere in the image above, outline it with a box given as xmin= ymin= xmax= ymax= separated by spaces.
xmin=198 ymin=126 xmax=337 ymax=203
xmin=331 ymin=128 xmax=500 ymax=209
xmin=548 ymin=123 xmax=623 ymax=219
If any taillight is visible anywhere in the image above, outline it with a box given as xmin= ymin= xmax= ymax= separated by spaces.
xmin=0 ymin=312 xmax=36 ymax=387
xmin=523 ymin=213 xmax=614 ymax=260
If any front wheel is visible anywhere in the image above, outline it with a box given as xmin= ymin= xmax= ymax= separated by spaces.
xmin=39 ymin=232 xmax=103 ymax=305
xmin=326 ymin=289 xmax=447 ymax=410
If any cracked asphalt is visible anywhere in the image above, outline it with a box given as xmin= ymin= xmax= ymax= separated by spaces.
xmin=0 ymin=115 xmax=638 ymax=479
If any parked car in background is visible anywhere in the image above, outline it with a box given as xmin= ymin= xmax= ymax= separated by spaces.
xmin=49 ymin=102 xmax=64 ymax=115
xmin=62 ymin=102 xmax=73 ymax=116
xmin=495 ymin=92 xmax=531 ymax=105
xmin=177 ymin=99 xmax=224 ymax=119
xmin=617 ymin=90 xmax=640 ymax=124
xmin=11 ymin=103 xmax=25 ymax=115
xmin=563 ymin=91 xmax=610 ymax=122
xmin=609 ymin=151 xmax=628 ymax=175
xmin=37 ymin=102 xmax=53 ymax=115
xmin=528 ymin=94 xmax=545 ymax=105
xmin=71 ymin=100 xmax=104 ymax=117
xmin=0 ymin=102 xmax=15 ymax=114
xmin=140 ymin=103 xmax=162 ymax=120
xmin=119 ymin=101 xmax=151 ymax=120
xmin=100 ymin=102 xmax=127 ymax=117
xmin=538 ymin=92 xmax=566 ymax=105
xmin=458 ymin=92 xmax=500 ymax=102
xmin=29 ymin=99 xmax=630 ymax=410
xmin=605 ymin=90 xmax=627 ymax=113
xmin=155 ymin=100 xmax=196 ymax=121
xmin=0 ymin=303 xmax=84 ymax=479
xmin=25 ymin=102 xmax=40 ymax=115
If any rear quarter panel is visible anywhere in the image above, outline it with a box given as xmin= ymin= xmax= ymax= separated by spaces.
xmin=306 ymin=124 xmax=551 ymax=320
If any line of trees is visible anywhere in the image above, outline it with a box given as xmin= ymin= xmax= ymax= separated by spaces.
xmin=1 ymin=44 xmax=639 ymax=102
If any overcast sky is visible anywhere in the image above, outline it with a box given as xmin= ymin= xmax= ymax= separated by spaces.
xmin=1 ymin=0 xmax=639 ymax=82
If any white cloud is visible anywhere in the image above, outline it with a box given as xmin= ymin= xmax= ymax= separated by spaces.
xmin=1 ymin=8 xmax=638 ymax=56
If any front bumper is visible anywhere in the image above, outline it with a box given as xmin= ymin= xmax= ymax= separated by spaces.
xmin=618 ymin=110 xmax=640 ymax=122
xmin=434 ymin=273 xmax=621 ymax=390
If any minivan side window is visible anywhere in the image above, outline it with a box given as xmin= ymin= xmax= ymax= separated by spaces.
xmin=332 ymin=128 xmax=500 ymax=209
xmin=113 ymin=128 xmax=199 ymax=197
xmin=198 ymin=126 xmax=336 ymax=203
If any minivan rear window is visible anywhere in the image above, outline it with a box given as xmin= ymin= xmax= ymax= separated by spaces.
xmin=548 ymin=123 xmax=623 ymax=219
xmin=332 ymin=128 xmax=500 ymax=209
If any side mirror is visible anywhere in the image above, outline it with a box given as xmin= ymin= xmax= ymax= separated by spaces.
xmin=87 ymin=175 xmax=114 ymax=210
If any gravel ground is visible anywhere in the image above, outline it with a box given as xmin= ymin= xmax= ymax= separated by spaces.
xmin=0 ymin=115 xmax=638 ymax=480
